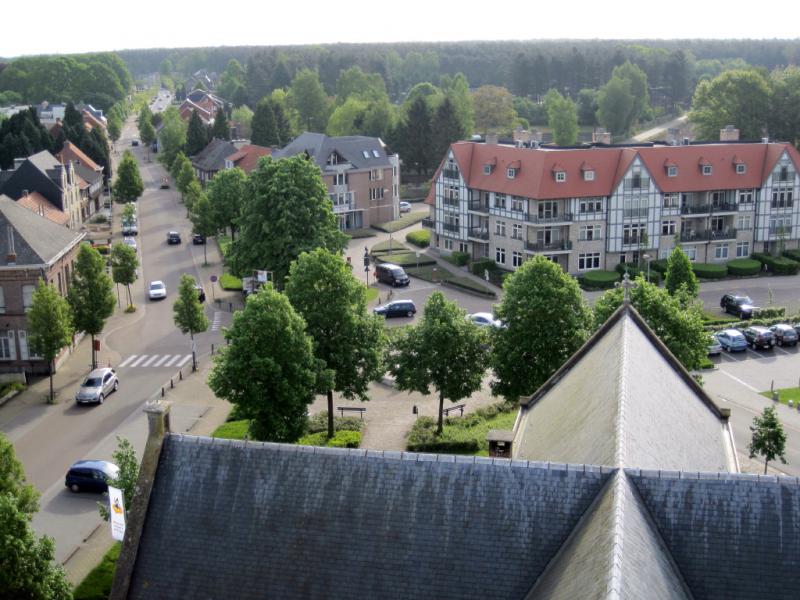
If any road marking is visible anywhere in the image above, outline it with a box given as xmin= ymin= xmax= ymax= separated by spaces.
xmin=128 ymin=355 xmax=150 ymax=367
xmin=141 ymin=355 xmax=159 ymax=367
xmin=718 ymin=368 xmax=761 ymax=393
xmin=118 ymin=355 xmax=138 ymax=368
xmin=177 ymin=355 xmax=192 ymax=367
xmin=211 ymin=311 xmax=222 ymax=331
xmin=154 ymin=355 xmax=172 ymax=367
xmin=164 ymin=355 xmax=182 ymax=367
xmin=774 ymin=346 xmax=793 ymax=356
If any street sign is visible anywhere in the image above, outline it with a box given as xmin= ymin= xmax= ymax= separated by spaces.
xmin=210 ymin=275 xmax=218 ymax=283
xmin=108 ymin=486 xmax=126 ymax=542
xmin=255 ymin=270 xmax=269 ymax=283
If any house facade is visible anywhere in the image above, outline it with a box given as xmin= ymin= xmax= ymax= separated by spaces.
xmin=273 ymin=132 xmax=400 ymax=231
xmin=424 ymin=138 xmax=800 ymax=273
xmin=57 ymin=141 xmax=105 ymax=218
xmin=191 ymin=138 xmax=241 ymax=185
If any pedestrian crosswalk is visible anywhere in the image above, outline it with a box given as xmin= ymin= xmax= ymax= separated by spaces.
xmin=210 ymin=311 xmax=222 ymax=331
xmin=117 ymin=354 xmax=192 ymax=369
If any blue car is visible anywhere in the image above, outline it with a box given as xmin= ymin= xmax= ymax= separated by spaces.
xmin=715 ymin=329 xmax=748 ymax=352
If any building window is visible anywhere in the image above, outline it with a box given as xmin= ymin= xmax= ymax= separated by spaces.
xmin=579 ymin=225 xmax=601 ymax=241
xmin=779 ymin=165 xmax=790 ymax=182
xmin=362 ymin=150 xmax=370 ymax=159
xmin=511 ymin=197 xmax=525 ymax=212
xmin=736 ymin=241 xmax=750 ymax=258
xmin=702 ymin=165 xmax=712 ymax=175
xmin=538 ymin=201 xmax=558 ymax=219
xmin=661 ymin=220 xmax=676 ymax=235
xmin=624 ymin=169 xmax=649 ymax=190
xmin=512 ymin=251 xmax=523 ymax=267
xmin=333 ymin=172 xmax=346 ymax=185
xmin=0 ymin=331 xmax=15 ymax=360
xmin=769 ymin=216 xmax=792 ymax=235
xmin=736 ymin=163 xmax=746 ymax=174
xmin=369 ymin=187 xmax=385 ymax=201
xmin=738 ymin=190 xmax=753 ymax=205
xmin=583 ymin=170 xmax=595 ymax=181
xmin=579 ymin=199 xmax=603 ymax=214
xmin=459 ymin=243 xmax=469 ymax=253
xmin=483 ymin=164 xmax=493 ymax=175
xmin=495 ymin=221 xmax=506 ymax=237
xmin=667 ymin=166 xmax=678 ymax=177
xmin=578 ymin=253 xmax=601 ymax=270
xmin=444 ymin=238 xmax=453 ymax=250
xmin=622 ymin=224 xmax=646 ymax=245
xmin=714 ymin=244 xmax=729 ymax=260
xmin=496 ymin=247 xmax=506 ymax=264
xmin=772 ymin=190 xmax=793 ymax=208
xmin=372 ymin=149 xmax=380 ymax=158
xmin=0 ymin=286 xmax=4 ymax=314
xmin=737 ymin=214 xmax=752 ymax=230
xmin=368 ymin=169 xmax=383 ymax=181
xmin=494 ymin=194 xmax=506 ymax=209
xmin=555 ymin=171 xmax=566 ymax=182
xmin=511 ymin=223 xmax=523 ymax=239
xmin=507 ymin=168 xmax=517 ymax=179
xmin=663 ymin=193 xmax=679 ymax=208
xmin=22 ymin=284 xmax=35 ymax=312
xmin=684 ymin=247 xmax=697 ymax=261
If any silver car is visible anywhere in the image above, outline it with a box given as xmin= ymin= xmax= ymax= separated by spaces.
xmin=76 ymin=368 xmax=119 ymax=404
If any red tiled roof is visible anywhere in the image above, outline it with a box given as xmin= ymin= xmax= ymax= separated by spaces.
xmin=82 ymin=110 xmax=106 ymax=131
xmin=225 ymin=144 xmax=271 ymax=174
xmin=57 ymin=141 xmax=101 ymax=172
xmin=16 ymin=191 xmax=69 ymax=225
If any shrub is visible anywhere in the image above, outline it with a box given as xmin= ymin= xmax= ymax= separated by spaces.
xmin=783 ymin=249 xmax=800 ymax=262
xmin=372 ymin=212 xmax=426 ymax=233
xmin=753 ymin=252 xmax=800 ymax=275
xmin=94 ymin=244 xmax=110 ymax=255
xmin=726 ymin=258 xmax=761 ymax=276
xmin=615 ymin=264 xmax=660 ymax=284
xmin=220 ymin=273 xmax=243 ymax=290
xmin=581 ymin=270 xmax=620 ymax=290
xmin=651 ymin=259 xmax=669 ymax=274
xmin=371 ymin=239 xmax=410 ymax=254
xmin=307 ymin=411 xmax=364 ymax=433
xmin=344 ymin=228 xmax=376 ymax=239
xmin=691 ymin=263 xmax=728 ymax=279
xmin=90 ymin=214 xmax=108 ymax=224
xmin=405 ymin=230 xmax=430 ymax=248
xmin=406 ymin=417 xmax=481 ymax=454
xmin=470 ymin=257 xmax=498 ymax=277
xmin=753 ymin=306 xmax=786 ymax=319
xmin=297 ymin=430 xmax=361 ymax=448
xmin=447 ymin=251 xmax=470 ymax=266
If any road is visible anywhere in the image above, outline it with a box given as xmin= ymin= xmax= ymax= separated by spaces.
xmin=626 ymin=114 xmax=689 ymax=143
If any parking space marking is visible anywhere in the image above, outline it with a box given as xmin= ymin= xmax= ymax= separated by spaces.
xmin=745 ymin=348 xmax=775 ymax=360
xmin=719 ymin=351 xmax=746 ymax=362
xmin=718 ymin=369 xmax=761 ymax=393
xmin=775 ymin=346 xmax=793 ymax=356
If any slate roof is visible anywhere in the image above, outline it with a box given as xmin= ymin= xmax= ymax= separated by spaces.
xmin=0 ymin=194 xmax=82 ymax=265
xmin=273 ymin=132 xmax=391 ymax=171
xmin=191 ymin=138 xmax=238 ymax=173
xmin=0 ymin=150 xmax=67 ymax=210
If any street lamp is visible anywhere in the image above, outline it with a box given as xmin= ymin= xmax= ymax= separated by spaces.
xmin=643 ymin=253 xmax=653 ymax=282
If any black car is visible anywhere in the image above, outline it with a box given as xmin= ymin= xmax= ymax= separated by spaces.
xmin=195 ymin=284 xmax=206 ymax=303
xmin=193 ymin=234 xmax=206 ymax=245
xmin=770 ymin=324 xmax=799 ymax=346
xmin=167 ymin=231 xmax=181 ymax=244
xmin=131 ymin=139 xmax=139 ymax=147
xmin=65 ymin=460 xmax=119 ymax=493
xmin=374 ymin=263 xmax=411 ymax=287
xmin=720 ymin=294 xmax=758 ymax=319
xmin=373 ymin=300 xmax=416 ymax=318
xmin=743 ymin=326 xmax=775 ymax=350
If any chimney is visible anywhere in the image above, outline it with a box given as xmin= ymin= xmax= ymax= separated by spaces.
xmin=720 ymin=125 xmax=740 ymax=142
xmin=6 ymin=225 xmax=17 ymax=265
xmin=762 ymin=137 xmax=770 ymax=144
xmin=682 ymin=137 xmax=690 ymax=146
xmin=592 ymin=128 xmax=612 ymax=145
xmin=485 ymin=133 xmax=499 ymax=145
xmin=145 ymin=400 xmax=171 ymax=440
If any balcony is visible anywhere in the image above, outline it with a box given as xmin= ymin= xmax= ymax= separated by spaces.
xmin=421 ymin=217 xmax=434 ymax=229
xmin=681 ymin=204 xmax=711 ymax=216
xmin=442 ymin=223 xmax=459 ymax=233
xmin=525 ymin=212 xmax=574 ymax=225
xmin=711 ymin=201 xmax=737 ymax=213
xmin=709 ymin=228 xmax=737 ymax=241
xmin=442 ymin=168 xmax=460 ymax=181
xmin=441 ymin=197 xmax=460 ymax=209
xmin=468 ymin=228 xmax=490 ymax=241
xmin=525 ymin=239 xmax=573 ymax=253
xmin=679 ymin=231 xmax=710 ymax=243
xmin=467 ymin=201 xmax=490 ymax=214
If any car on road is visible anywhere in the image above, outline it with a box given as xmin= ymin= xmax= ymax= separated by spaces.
xmin=467 ymin=312 xmax=502 ymax=328
xmin=192 ymin=233 xmax=206 ymax=245
xmin=160 ymin=177 xmax=169 ymax=189
xmin=707 ymin=335 xmax=722 ymax=356
xmin=743 ymin=326 xmax=775 ymax=350
xmin=65 ymin=460 xmax=119 ymax=493
xmin=167 ymin=231 xmax=181 ymax=244
xmin=195 ymin=284 xmax=206 ymax=303
xmin=123 ymin=236 xmax=137 ymax=251
xmin=75 ymin=367 xmax=119 ymax=405
xmin=714 ymin=329 xmax=748 ymax=352
xmin=374 ymin=300 xmax=417 ymax=318
xmin=399 ymin=201 xmax=412 ymax=213
xmin=720 ymin=293 xmax=758 ymax=319
xmin=131 ymin=139 xmax=139 ymax=146
xmin=375 ymin=263 xmax=410 ymax=287
xmin=122 ymin=219 xmax=138 ymax=236
xmin=769 ymin=324 xmax=799 ymax=346
xmin=148 ymin=280 xmax=167 ymax=300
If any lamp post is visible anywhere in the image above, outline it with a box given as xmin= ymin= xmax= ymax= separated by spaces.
xmin=643 ymin=253 xmax=652 ymax=282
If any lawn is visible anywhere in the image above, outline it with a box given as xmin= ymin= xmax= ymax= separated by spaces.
xmin=345 ymin=228 xmax=377 ymax=239
xmin=372 ymin=212 xmax=426 ymax=233
xmin=759 ymin=387 xmax=800 ymax=407
xmin=212 ymin=419 xmax=249 ymax=439
xmin=374 ymin=251 xmax=436 ymax=267
xmin=365 ymin=287 xmax=378 ymax=302
xmin=405 ymin=265 xmax=495 ymax=297
xmin=702 ymin=311 xmax=739 ymax=325
xmin=371 ymin=239 xmax=410 ymax=254
xmin=219 ymin=272 xmax=243 ymax=291
xmin=73 ymin=543 xmax=120 ymax=600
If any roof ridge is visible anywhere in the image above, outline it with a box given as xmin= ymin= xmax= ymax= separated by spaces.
xmin=606 ymin=470 xmax=626 ymax=600
xmin=613 ymin=314 xmax=630 ymax=467
xmin=625 ymin=467 xmax=800 ymax=484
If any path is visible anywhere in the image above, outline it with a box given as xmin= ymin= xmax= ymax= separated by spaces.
xmin=626 ymin=114 xmax=689 ymax=143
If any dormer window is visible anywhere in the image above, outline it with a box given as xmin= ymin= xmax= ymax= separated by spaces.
xmin=736 ymin=163 xmax=746 ymax=174
xmin=555 ymin=171 xmax=566 ymax=183
xmin=507 ymin=167 xmax=517 ymax=179
xmin=667 ymin=166 xmax=678 ymax=177
xmin=780 ymin=165 xmax=790 ymax=182
xmin=702 ymin=165 xmax=712 ymax=175
xmin=362 ymin=150 xmax=370 ymax=159
xmin=483 ymin=164 xmax=493 ymax=175
xmin=583 ymin=170 xmax=595 ymax=181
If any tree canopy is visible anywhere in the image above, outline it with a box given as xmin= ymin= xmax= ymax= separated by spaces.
xmin=207 ymin=166 xmax=247 ymax=240
xmin=112 ymin=150 xmax=144 ymax=202
xmin=27 ymin=280 xmax=73 ymax=403
xmin=544 ymin=88 xmax=578 ymax=145
xmin=664 ymin=246 xmax=699 ymax=298
xmin=749 ymin=405 xmax=788 ymax=474
xmin=690 ymin=69 xmax=771 ymax=140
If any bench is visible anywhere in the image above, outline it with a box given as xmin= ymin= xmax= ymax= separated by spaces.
xmin=443 ymin=404 xmax=466 ymax=417
xmin=337 ymin=406 xmax=366 ymax=419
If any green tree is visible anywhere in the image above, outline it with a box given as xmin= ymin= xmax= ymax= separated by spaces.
xmin=207 ymin=166 xmax=246 ymax=240
xmin=229 ymin=156 xmax=348 ymax=287
xmin=593 ymin=277 xmax=707 ymax=370
xmin=139 ymin=118 xmax=156 ymax=160
xmin=360 ymin=97 xmax=396 ymax=139
xmin=67 ymin=245 xmax=115 ymax=369
xmin=472 ymin=85 xmax=517 ymax=134
xmin=208 ymin=285 xmax=318 ymax=441
xmin=544 ymin=88 xmax=579 ymax=145
xmin=182 ymin=178 xmax=204 ymax=215
xmin=335 ymin=66 xmax=388 ymax=105
xmin=218 ymin=59 xmax=246 ymax=100
xmin=749 ymin=405 xmax=788 ymax=474
xmin=664 ymin=246 xmax=699 ymax=298
xmin=158 ymin=106 xmax=187 ymax=168
xmin=768 ymin=66 xmax=800 ymax=146
xmin=396 ymin=96 xmax=433 ymax=175
xmin=285 ymin=249 xmax=386 ymax=438
xmin=97 ymin=437 xmax=138 ymax=521
xmin=186 ymin=109 xmax=208 ymax=156
xmin=107 ymin=116 xmax=121 ymax=148
xmin=231 ymin=105 xmax=254 ymax=139
xmin=596 ymin=75 xmax=636 ymax=136
xmin=577 ymin=88 xmax=598 ymax=126
xmin=251 ymin=97 xmax=278 ymax=146
xmin=431 ymin=96 xmax=467 ymax=166
xmin=190 ymin=193 xmax=217 ymax=265
xmin=288 ymin=68 xmax=330 ymax=131
xmin=614 ymin=61 xmax=651 ymax=124
xmin=212 ymin=107 xmax=230 ymax=140
xmin=27 ymin=280 xmax=73 ymax=404
xmin=665 ymin=50 xmax=691 ymax=107
xmin=176 ymin=159 xmax=197 ymax=197
xmin=490 ymin=256 xmax=593 ymax=400
xmin=326 ymin=98 xmax=368 ymax=136
xmin=391 ymin=291 xmax=487 ymax=434
xmin=173 ymin=274 xmax=209 ymax=371
xmin=440 ymin=72 xmax=475 ymax=134
xmin=170 ymin=151 xmax=191 ymax=181
xmin=111 ymin=150 xmax=143 ymax=202
xmin=110 ymin=242 xmax=138 ymax=308
xmin=270 ymin=90 xmax=294 ymax=144
xmin=690 ymin=69 xmax=771 ymax=140
xmin=0 ymin=433 xmax=71 ymax=600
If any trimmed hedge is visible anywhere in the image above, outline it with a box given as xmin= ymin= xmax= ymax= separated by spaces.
xmin=470 ymin=257 xmax=499 ymax=277
xmin=753 ymin=306 xmax=787 ymax=319
xmin=581 ymin=270 xmax=620 ymax=290
xmin=726 ymin=258 xmax=761 ymax=276
xmin=372 ymin=212 xmax=426 ymax=233
xmin=615 ymin=264 xmax=661 ymax=284
xmin=753 ymin=253 xmax=800 ymax=275
xmin=345 ymin=228 xmax=376 ymax=239
xmin=444 ymin=251 xmax=470 ymax=266
xmin=405 ymin=230 xmax=430 ymax=248
xmin=691 ymin=262 xmax=728 ymax=279
xmin=651 ymin=259 xmax=669 ymax=274
xmin=784 ymin=249 xmax=800 ymax=262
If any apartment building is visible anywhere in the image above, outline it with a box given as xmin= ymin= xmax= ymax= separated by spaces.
xmin=424 ymin=138 xmax=800 ymax=274
xmin=273 ymin=132 xmax=400 ymax=231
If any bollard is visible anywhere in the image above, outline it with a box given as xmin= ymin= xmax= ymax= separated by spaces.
xmin=161 ymin=387 xmax=165 ymax=397
xmin=229 ymin=302 xmax=233 ymax=312
xmin=211 ymin=343 xmax=215 ymax=355
xmin=771 ymin=380 xmax=774 ymax=392
xmin=790 ymin=400 xmax=794 ymax=408
xmin=179 ymin=370 xmax=183 ymax=381
xmin=170 ymin=378 xmax=174 ymax=389
xmin=772 ymin=390 xmax=779 ymax=402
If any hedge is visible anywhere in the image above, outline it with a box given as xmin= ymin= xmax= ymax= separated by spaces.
xmin=581 ymin=270 xmax=620 ymax=290
xmin=726 ymin=258 xmax=761 ymax=276
xmin=691 ymin=262 xmax=728 ymax=279
xmin=615 ymin=264 xmax=661 ymax=284
xmin=753 ymin=253 xmax=800 ymax=275
xmin=704 ymin=312 xmax=792 ymax=332
xmin=754 ymin=306 xmax=787 ymax=319
xmin=406 ymin=401 xmax=516 ymax=454
xmin=220 ymin=273 xmax=243 ymax=290
xmin=307 ymin=411 xmax=364 ymax=433
xmin=784 ymin=249 xmax=800 ymax=262
xmin=442 ymin=277 xmax=497 ymax=297
xmin=405 ymin=230 xmax=430 ymax=248
xmin=470 ymin=257 xmax=499 ymax=277
xmin=651 ymin=259 xmax=669 ymax=274
xmin=443 ymin=251 xmax=470 ymax=266
xmin=373 ymin=251 xmax=436 ymax=267
xmin=372 ymin=212 xmax=426 ymax=233
xmin=297 ymin=430 xmax=361 ymax=448
xmin=345 ymin=228 xmax=376 ymax=239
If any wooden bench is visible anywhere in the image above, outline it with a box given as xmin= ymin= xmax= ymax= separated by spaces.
xmin=443 ymin=404 xmax=466 ymax=417
xmin=337 ymin=406 xmax=366 ymax=419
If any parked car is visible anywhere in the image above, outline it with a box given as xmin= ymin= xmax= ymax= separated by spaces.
xmin=167 ymin=231 xmax=181 ymax=244
xmin=743 ymin=326 xmax=775 ymax=350
xmin=65 ymin=460 xmax=119 ymax=493
xmin=399 ymin=201 xmax=412 ymax=213
xmin=720 ymin=293 xmax=758 ymax=319
xmin=148 ymin=280 xmax=167 ymax=300
xmin=373 ymin=300 xmax=417 ymax=318
xmin=192 ymin=234 xmax=206 ymax=245
xmin=769 ymin=324 xmax=799 ymax=347
xmin=195 ymin=284 xmax=206 ymax=303
xmin=467 ymin=312 xmax=502 ymax=328
xmin=707 ymin=335 xmax=722 ymax=356
xmin=374 ymin=263 xmax=411 ymax=287
xmin=160 ymin=177 xmax=169 ymax=189
xmin=75 ymin=368 xmax=119 ymax=404
xmin=122 ymin=220 xmax=138 ymax=236
xmin=123 ymin=236 xmax=137 ymax=251
xmin=131 ymin=139 xmax=139 ymax=147
xmin=714 ymin=329 xmax=748 ymax=352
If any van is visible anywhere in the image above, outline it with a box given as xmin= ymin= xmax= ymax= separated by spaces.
xmin=374 ymin=263 xmax=410 ymax=287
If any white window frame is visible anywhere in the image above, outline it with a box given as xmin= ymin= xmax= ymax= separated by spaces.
xmin=738 ymin=190 xmax=753 ymax=205
xmin=0 ymin=331 xmax=15 ymax=360
xmin=578 ymin=252 xmax=601 ymax=271
xmin=507 ymin=167 xmax=516 ymax=179
xmin=483 ymin=164 xmax=492 ymax=175
xmin=511 ymin=223 xmax=523 ymax=240
xmin=512 ymin=251 xmax=523 ymax=268
xmin=583 ymin=170 xmax=595 ymax=181
xmin=667 ymin=166 xmax=678 ymax=177
xmin=555 ymin=171 xmax=566 ymax=182
xmin=579 ymin=225 xmax=600 ymax=241
xmin=714 ymin=244 xmax=729 ymax=260
xmin=736 ymin=241 xmax=750 ymax=258
xmin=511 ymin=197 xmax=525 ymax=212
xmin=495 ymin=221 xmax=506 ymax=237
xmin=702 ymin=164 xmax=712 ymax=175
xmin=663 ymin=193 xmax=679 ymax=208
xmin=736 ymin=163 xmax=746 ymax=174
xmin=22 ymin=284 xmax=35 ymax=312
xmin=494 ymin=194 xmax=506 ymax=209
xmin=661 ymin=220 xmax=676 ymax=235
xmin=495 ymin=247 xmax=506 ymax=264
xmin=684 ymin=247 xmax=697 ymax=261
xmin=736 ymin=215 xmax=752 ymax=230
xmin=444 ymin=238 xmax=453 ymax=250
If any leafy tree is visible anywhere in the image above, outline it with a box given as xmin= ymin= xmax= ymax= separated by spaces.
xmin=749 ymin=405 xmax=788 ymax=474
xmin=577 ymin=88 xmax=598 ymax=125
xmin=170 ymin=151 xmax=191 ymax=181
xmin=614 ymin=61 xmax=651 ymax=124
xmin=208 ymin=285 xmax=318 ymax=441
xmin=251 ymin=97 xmax=278 ymax=146
xmin=64 ymin=102 xmax=83 ymax=130
xmin=513 ymin=96 xmax=547 ymax=126
xmin=190 ymin=193 xmax=216 ymax=264
xmin=231 ymin=105 xmax=254 ymax=139
xmin=490 ymin=256 xmax=593 ymax=400
xmin=139 ymin=118 xmax=156 ymax=159
xmin=593 ymin=277 xmax=707 ymax=370
xmin=396 ymin=96 xmax=433 ymax=175
xmin=27 ymin=280 xmax=73 ymax=404
xmin=97 ymin=437 xmax=138 ymax=521
xmin=157 ymin=106 xmax=186 ymax=168
xmin=360 ymin=97 xmax=396 ymax=139
xmin=186 ymin=109 xmax=208 ymax=156
xmin=432 ymin=96 xmax=467 ymax=166
xmin=107 ymin=116 xmax=122 ymax=147
xmin=110 ymin=242 xmax=138 ymax=308
xmin=67 ymin=245 xmax=115 ymax=370
xmin=335 ymin=66 xmax=388 ymax=105
xmin=288 ymin=68 xmax=330 ymax=131
xmin=176 ymin=159 xmax=197 ymax=197
xmin=173 ymin=274 xmax=209 ymax=371
xmin=665 ymin=49 xmax=691 ymax=106
xmin=326 ymin=98 xmax=368 ymax=136
xmin=112 ymin=150 xmax=143 ymax=202
xmin=544 ymin=88 xmax=579 ymax=145
xmin=596 ymin=75 xmax=635 ymax=136
xmin=768 ymin=66 xmax=800 ymax=146
xmin=391 ymin=292 xmax=487 ymax=434
xmin=207 ymin=166 xmax=246 ymax=240
xmin=218 ymin=59 xmax=246 ymax=101
xmin=182 ymin=178 xmax=204 ymax=215
xmin=472 ymin=85 xmax=517 ymax=134
xmin=664 ymin=246 xmax=699 ymax=298
xmin=285 ymin=249 xmax=386 ymax=438
xmin=690 ymin=69 xmax=771 ymax=140
xmin=229 ymin=156 xmax=348 ymax=287
xmin=0 ymin=433 xmax=71 ymax=600
xmin=212 ymin=107 xmax=230 ymax=140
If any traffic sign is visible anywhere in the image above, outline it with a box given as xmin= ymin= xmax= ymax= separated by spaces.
xmin=210 ymin=275 xmax=218 ymax=283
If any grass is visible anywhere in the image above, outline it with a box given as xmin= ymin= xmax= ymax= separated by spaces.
xmin=217 ymin=234 xmax=232 ymax=259
xmin=0 ymin=381 xmax=25 ymax=397
xmin=759 ymin=387 xmax=800 ymax=407
xmin=404 ymin=265 xmax=495 ymax=297
xmin=702 ymin=311 xmax=738 ymax=324
xmin=365 ymin=287 xmax=378 ymax=302
xmin=73 ymin=543 xmax=120 ymax=600
xmin=443 ymin=276 xmax=496 ymax=297
xmin=407 ymin=402 xmax=517 ymax=455
xmin=345 ymin=228 xmax=376 ymax=239
xmin=219 ymin=273 xmax=243 ymax=291
xmin=374 ymin=251 xmax=436 ymax=267
xmin=371 ymin=239 xmax=410 ymax=254
xmin=212 ymin=419 xmax=249 ymax=440
xmin=372 ymin=212 xmax=426 ymax=233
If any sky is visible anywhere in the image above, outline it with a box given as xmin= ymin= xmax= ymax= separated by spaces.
xmin=3 ymin=0 xmax=800 ymax=57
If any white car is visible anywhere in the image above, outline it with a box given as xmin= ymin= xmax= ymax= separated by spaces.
xmin=123 ymin=236 xmax=137 ymax=251
xmin=148 ymin=280 xmax=167 ymax=300
xmin=399 ymin=201 xmax=412 ymax=213
xmin=467 ymin=312 xmax=502 ymax=328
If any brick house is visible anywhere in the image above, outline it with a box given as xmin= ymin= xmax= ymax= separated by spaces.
xmin=57 ymin=141 xmax=105 ymax=219
xmin=0 ymin=195 xmax=84 ymax=377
